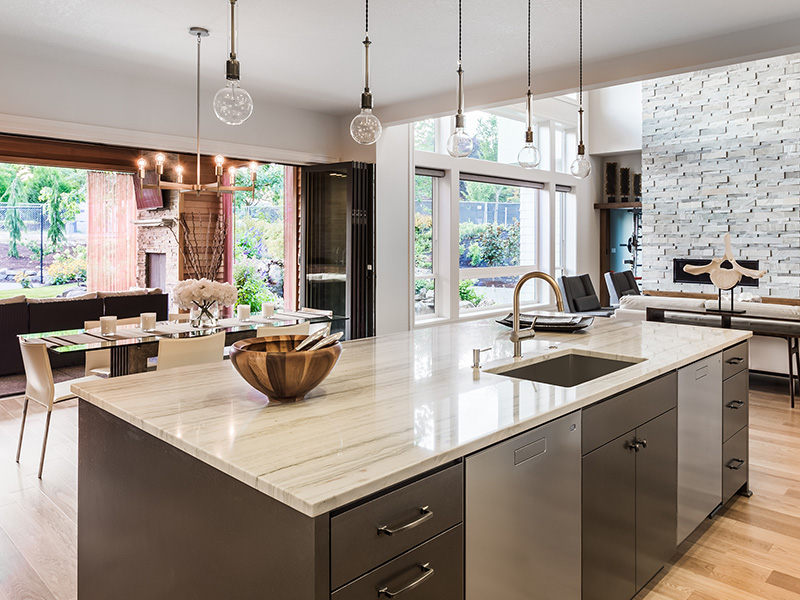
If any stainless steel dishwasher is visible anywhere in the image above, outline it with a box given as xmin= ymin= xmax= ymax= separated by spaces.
xmin=466 ymin=411 xmax=582 ymax=600
xmin=677 ymin=352 xmax=722 ymax=544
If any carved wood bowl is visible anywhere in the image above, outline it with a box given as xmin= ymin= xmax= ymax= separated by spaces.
xmin=229 ymin=335 xmax=342 ymax=403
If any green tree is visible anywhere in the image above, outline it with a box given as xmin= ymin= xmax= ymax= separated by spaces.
xmin=474 ymin=114 xmax=498 ymax=162
xmin=1 ymin=166 xmax=32 ymax=258
xmin=414 ymin=120 xmax=435 ymax=152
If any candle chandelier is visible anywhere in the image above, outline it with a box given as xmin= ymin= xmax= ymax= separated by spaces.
xmin=137 ymin=27 xmax=257 ymax=197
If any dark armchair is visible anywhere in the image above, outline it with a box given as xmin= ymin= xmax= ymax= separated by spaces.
xmin=558 ymin=274 xmax=615 ymax=317
xmin=604 ymin=270 xmax=641 ymax=307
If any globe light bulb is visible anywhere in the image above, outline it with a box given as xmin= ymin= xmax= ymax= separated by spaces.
xmin=518 ymin=143 xmax=541 ymax=169
xmin=447 ymin=127 xmax=473 ymax=158
xmin=214 ymin=155 xmax=225 ymax=166
xmin=570 ymin=154 xmax=592 ymax=179
xmin=350 ymin=107 xmax=382 ymax=145
xmin=174 ymin=164 xmax=184 ymax=183
xmin=213 ymin=80 xmax=253 ymax=126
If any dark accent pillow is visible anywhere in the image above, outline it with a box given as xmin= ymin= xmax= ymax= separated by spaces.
xmin=574 ymin=295 xmax=601 ymax=312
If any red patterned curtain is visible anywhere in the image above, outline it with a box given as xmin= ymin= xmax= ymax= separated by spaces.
xmin=87 ymin=172 xmax=137 ymax=292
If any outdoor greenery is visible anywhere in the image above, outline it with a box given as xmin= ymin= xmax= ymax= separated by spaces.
xmin=233 ymin=261 xmax=278 ymax=311
xmin=0 ymin=283 xmax=75 ymax=300
xmin=463 ymin=220 xmax=520 ymax=268
xmin=414 ymin=120 xmax=435 ymax=152
xmin=230 ymin=163 xmax=287 ymax=306
xmin=46 ymin=245 xmax=87 ymax=284
xmin=459 ymin=279 xmax=486 ymax=305
xmin=0 ymin=164 xmax=86 ymax=258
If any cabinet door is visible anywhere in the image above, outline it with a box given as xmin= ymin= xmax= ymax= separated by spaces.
xmin=583 ymin=433 xmax=637 ymax=600
xmin=635 ymin=409 xmax=677 ymax=591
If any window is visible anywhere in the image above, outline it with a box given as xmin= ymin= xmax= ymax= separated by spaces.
xmin=414 ymin=119 xmax=436 ymax=152
xmin=230 ymin=163 xmax=287 ymax=309
xmin=414 ymin=171 xmax=438 ymax=322
xmin=554 ymin=123 xmax=577 ymax=174
xmin=554 ymin=189 xmax=568 ymax=279
xmin=462 ymin=111 xmax=537 ymax=166
xmin=458 ymin=175 xmax=541 ymax=311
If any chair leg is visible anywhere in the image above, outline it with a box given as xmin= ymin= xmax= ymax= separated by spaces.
xmin=789 ymin=339 xmax=797 ymax=410
xmin=15 ymin=397 xmax=30 ymax=463
xmin=38 ymin=409 xmax=53 ymax=479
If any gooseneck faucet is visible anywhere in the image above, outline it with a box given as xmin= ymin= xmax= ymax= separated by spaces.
xmin=511 ymin=271 xmax=565 ymax=357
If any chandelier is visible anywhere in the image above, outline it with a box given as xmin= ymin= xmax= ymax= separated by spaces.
xmin=137 ymin=27 xmax=256 ymax=197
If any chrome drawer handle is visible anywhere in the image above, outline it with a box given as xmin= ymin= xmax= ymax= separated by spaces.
xmin=726 ymin=400 xmax=745 ymax=410
xmin=378 ymin=563 xmax=434 ymax=598
xmin=726 ymin=357 xmax=744 ymax=365
xmin=727 ymin=458 xmax=745 ymax=470
xmin=378 ymin=506 xmax=433 ymax=536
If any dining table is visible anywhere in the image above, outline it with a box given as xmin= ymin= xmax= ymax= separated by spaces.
xmin=21 ymin=310 xmax=346 ymax=377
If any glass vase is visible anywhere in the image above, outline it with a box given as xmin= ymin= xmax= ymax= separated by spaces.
xmin=190 ymin=301 xmax=219 ymax=328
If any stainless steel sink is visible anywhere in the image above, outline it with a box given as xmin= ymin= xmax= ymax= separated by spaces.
xmin=487 ymin=350 xmax=644 ymax=388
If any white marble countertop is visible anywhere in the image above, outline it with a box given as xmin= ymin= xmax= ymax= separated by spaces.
xmin=71 ymin=318 xmax=750 ymax=517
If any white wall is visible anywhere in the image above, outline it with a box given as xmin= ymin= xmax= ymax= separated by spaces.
xmin=374 ymin=124 xmax=413 ymax=335
xmin=587 ymin=82 xmax=643 ymax=155
xmin=0 ymin=44 xmax=342 ymax=165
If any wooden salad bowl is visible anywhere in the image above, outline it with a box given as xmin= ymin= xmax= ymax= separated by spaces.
xmin=229 ymin=335 xmax=342 ymax=403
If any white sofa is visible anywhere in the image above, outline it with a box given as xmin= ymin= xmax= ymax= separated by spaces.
xmin=614 ymin=295 xmax=800 ymax=376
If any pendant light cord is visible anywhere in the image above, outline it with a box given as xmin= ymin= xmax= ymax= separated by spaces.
xmin=196 ymin=31 xmax=202 ymax=189
xmin=527 ymin=0 xmax=531 ymax=91
xmin=579 ymin=0 xmax=583 ymax=107
xmin=458 ymin=0 xmax=462 ymax=63
xmin=366 ymin=0 xmax=369 ymax=34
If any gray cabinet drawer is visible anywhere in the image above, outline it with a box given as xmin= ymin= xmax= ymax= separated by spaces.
xmin=723 ymin=370 xmax=748 ymax=443
xmin=722 ymin=342 xmax=749 ymax=380
xmin=583 ymin=372 xmax=677 ymax=455
xmin=722 ymin=426 xmax=748 ymax=504
xmin=330 ymin=464 xmax=463 ymax=590
xmin=332 ymin=525 xmax=463 ymax=600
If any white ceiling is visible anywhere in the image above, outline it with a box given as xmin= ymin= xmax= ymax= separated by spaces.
xmin=3 ymin=0 xmax=800 ymax=123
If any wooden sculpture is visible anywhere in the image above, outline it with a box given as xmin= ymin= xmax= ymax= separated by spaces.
xmin=683 ymin=233 xmax=765 ymax=290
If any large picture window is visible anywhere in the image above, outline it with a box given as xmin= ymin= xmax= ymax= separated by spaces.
xmin=458 ymin=175 xmax=541 ymax=311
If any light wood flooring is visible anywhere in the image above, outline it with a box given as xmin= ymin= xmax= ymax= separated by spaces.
xmin=0 ymin=376 xmax=798 ymax=600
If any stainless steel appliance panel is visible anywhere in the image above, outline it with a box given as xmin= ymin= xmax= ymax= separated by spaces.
xmin=677 ymin=353 xmax=722 ymax=544
xmin=466 ymin=411 xmax=582 ymax=600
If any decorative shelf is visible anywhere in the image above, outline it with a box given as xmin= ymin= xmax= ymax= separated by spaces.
xmin=594 ymin=202 xmax=642 ymax=210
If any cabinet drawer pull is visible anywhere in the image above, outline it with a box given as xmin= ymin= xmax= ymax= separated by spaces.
xmin=726 ymin=400 xmax=745 ymax=410
xmin=626 ymin=440 xmax=641 ymax=452
xmin=377 ymin=506 xmax=434 ymax=536
xmin=727 ymin=458 xmax=745 ymax=470
xmin=378 ymin=563 xmax=434 ymax=598
xmin=726 ymin=357 xmax=744 ymax=365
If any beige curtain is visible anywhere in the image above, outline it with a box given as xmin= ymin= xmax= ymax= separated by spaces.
xmin=87 ymin=172 xmax=137 ymax=292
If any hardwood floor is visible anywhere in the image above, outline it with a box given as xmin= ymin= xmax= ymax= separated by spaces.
xmin=0 ymin=375 xmax=798 ymax=599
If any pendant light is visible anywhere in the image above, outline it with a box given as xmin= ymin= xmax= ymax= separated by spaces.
xmin=518 ymin=0 xmax=541 ymax=169
xmin=213 ymin=0 xmax=254 ymax=125
xmin=570 ymin=0 xmax=591 ymax=179
xmin=350 ymin=0 xmax=383 ymax=145
xmin=446 ymin=0 xmax=473 ymax=158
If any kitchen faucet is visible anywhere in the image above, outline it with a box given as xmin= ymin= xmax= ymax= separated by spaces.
xmin=511 ymin=271 xmax=565 ymax=357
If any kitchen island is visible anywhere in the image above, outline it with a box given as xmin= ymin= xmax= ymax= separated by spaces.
xmin=72 ymin=317 xmax=751 ymax=600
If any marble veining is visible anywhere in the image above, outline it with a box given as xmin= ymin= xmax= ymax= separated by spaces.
xmin=71 ymin=318 xmax=750 ymax=517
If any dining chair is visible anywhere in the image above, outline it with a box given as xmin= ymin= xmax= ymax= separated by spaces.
xmin=156 ymin=331 xmax=226 ymax=372
xmin=17 ymin=338 xmax=101 ymax=478
xmin=169 ymin=312 xmax=190 ymax=323
xmin=84 ymin=317 xmax=140 ymax=377
xmin=256 ymin=322 xmax=310 ymax=337
xmin=558 ymin=274 xmax=616 ymax=317
xmin=604 ymin=270 xmax=641 ymax=307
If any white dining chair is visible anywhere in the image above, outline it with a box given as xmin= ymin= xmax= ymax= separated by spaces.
xmin=84 ymin=317 xmax=141 ymax=377
xmin=169 ymin=312 xmax=190 ymax=323
xmin=17 ymin=338 xmax=101 ymax=478
xmin=156 ymin=331 xmax=226 ymax=372
xmin=256 ymin=322 xmax=310 ymax=337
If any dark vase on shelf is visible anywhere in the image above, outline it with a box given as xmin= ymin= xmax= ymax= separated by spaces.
xmin=605 ymin=162 xmax=618 ymax=202
xmin=620 ymin=167 xmax=631 ymax=202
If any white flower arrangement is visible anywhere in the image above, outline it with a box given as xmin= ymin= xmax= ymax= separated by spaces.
xmin=173 ymin=278 xmax=238 ymax=310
